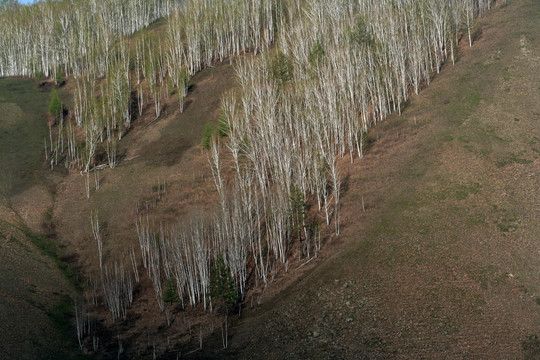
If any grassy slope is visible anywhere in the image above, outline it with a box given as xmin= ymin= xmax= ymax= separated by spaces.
xmin=0 ymin=80 xmax=83 ymax=359
xmin=3 ymin=0 xmax=538 ymax=357
xmin=0 ymin=219 xmax=81 ymax=360
xmin=228 ymin=0 xmax=540 ymax=358
xmin=0 ymin=78 xmax=49 ymax=197
xmin=0 ymin=43 xmax=236 ymax=359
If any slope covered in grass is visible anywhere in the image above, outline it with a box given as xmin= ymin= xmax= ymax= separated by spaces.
xmin=0 ymin=79 xmax=84 ymax=359
xmin=0 ymin=78 xmax=50 ymax=197
xmin=0 ymin=217 xmax=81 ymax=360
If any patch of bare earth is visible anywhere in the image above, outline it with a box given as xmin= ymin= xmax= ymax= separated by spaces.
xmin=227 ymin=0 xmax=540 ymax=359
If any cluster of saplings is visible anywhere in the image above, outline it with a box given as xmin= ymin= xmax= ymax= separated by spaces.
xmin=1 ymin=0 xmax=500 ymax=355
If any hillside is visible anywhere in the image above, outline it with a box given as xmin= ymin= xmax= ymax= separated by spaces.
xmin=0 ymin=0 xmax=538 ymax=358
xmin=0 ymin=78 xmax=80 ymax=359
xmin=229 ymin=0 xmax=540 ymax=358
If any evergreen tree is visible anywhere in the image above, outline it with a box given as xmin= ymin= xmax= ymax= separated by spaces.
xmin=163 ymin=278 xmax=180 ymax=304
xmin=271 ymin=51 xmax=293 ymax=84
xmin=49 ymin=90 xmax=62 ymax=117
xmin=289 ymin=186 xmax=307 ymax=242
xmin=208 ymin=254 xmax=238 ymax=314
xmin=216 ymin=113 xmax=230 ymax=138
xmin=55 ymin=66 xmax=64 ymax=86
xmin=201 ymin=123 xmax=215 ymax=149
xmin=349 ymin=16 xmax=374 ymax=47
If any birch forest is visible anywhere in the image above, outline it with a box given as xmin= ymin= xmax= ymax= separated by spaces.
xmin=1 ymin=0 xmax=500 ymax=354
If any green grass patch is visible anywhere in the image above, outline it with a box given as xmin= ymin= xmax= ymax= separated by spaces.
xmin=8 ymin=234 xmax=33 ymax=253
xmin=528 ymin=136 xmax=540 ymax=145
xmin=460 ymin=121 xmax=513 ymax=149
xmin=42 ymin=293 xmax=93 ymax=359
xmin=1 ymin=217 xmax=81 ymax=290
xmin=496 ymin=153 xmax=533 ymax=168
xmin=151 ymin=182 xmax=166 ymax=192
xmin=46 ymin=294 xmax=74 ymax=340
xmin=496 ymin=220 xmax=518 ymax=233
xmin=443 ymin=90 xmax=482 ymax=126
xmin=495 ymin=210 xmax=519 ymax=232
xmin=502 ymin=66 xmax=511 ymax=79
xmin=382 ymin=116 xmax=407 ymax=130
xmin=467 ymin=215 xmax=487 ymax=226
xmin=433 ymin=182 xmax=482 ymax=201
xmin=0 ymin=78 xmax=50 ymax=197
xmin=454 ymin=182 xmax=482 ymax=200
xmin=491 ymin=205 xmax=520 ymax=233
xmin=30 ymin=234 xmax=81 ymax=290
xmin=438 ymin=133 xmax=454 ymax=143
xmin=470 ymin=61 xmax=491 ymax=72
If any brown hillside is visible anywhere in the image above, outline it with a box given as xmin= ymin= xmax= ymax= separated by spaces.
xmin=1 ymin=0 xmax=538 ymax=358
xmin=227 ymin=0 xmax=540 ymax=358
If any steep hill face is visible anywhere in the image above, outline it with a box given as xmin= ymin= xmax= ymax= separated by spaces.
xmin=228 ymin=0 xmax=540 ymax=358
xmin=0 ymin=79 xmax=79 ymax=359
xmin=0 ymin=217 xmax=77 ymax=360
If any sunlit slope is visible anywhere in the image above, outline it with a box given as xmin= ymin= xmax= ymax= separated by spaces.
xmin=0 ymin=0 xmax=524 ymax=357
xmin=229 ymin=0 xmax=540 ymax=358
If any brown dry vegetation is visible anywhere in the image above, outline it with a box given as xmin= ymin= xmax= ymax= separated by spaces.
xmin=52 ymin=61 xmax=238 ymax=354
xmin=54 ymin=61 xmax=235 ymax=256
